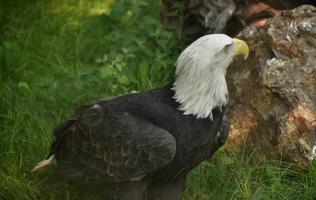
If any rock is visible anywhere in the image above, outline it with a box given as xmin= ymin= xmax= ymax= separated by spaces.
xmin=161 ymin=0 xmax=316 ymax=36
xmin=226 ymin=5 xmax=316 ymax=166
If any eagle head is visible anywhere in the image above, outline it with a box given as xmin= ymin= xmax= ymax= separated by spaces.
xmin=172 ymin=34 xmax=249 ymax=119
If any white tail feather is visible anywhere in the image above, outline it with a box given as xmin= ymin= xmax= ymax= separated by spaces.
xmin=32 ymin=155 xmax=56 ymax=172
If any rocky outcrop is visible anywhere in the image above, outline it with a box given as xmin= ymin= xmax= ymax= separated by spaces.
xmin=226 ymin=5 xmax=316 ymax=165
xmin=161 ymin=0 xmax=316 ymax=36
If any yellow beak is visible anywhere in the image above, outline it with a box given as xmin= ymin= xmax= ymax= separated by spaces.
xmin=232 ymin=38 xmax=249 ymax=60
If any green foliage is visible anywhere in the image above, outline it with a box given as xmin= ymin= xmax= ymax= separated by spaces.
xmin=185 ymin=151 xmax=316 ymax=200
xmin=0 ymin=0 xmax=315 ymax=199
xmin=0 ymin=0 xmax=182 ymax=199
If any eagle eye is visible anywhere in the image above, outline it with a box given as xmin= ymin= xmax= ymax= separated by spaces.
xmin=222 ymin=43 xmax=233 ymax=53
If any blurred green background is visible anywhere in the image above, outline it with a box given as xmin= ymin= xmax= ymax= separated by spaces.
xmin=1 ymin=0 xmax=316 ymax=199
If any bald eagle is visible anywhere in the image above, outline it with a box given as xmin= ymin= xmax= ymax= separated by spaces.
xmin=33 ymin=34 xmax=249 ymax=200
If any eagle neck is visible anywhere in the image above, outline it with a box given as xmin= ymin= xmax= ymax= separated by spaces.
xmin=172 ymin=68 xmax=228 ymax=119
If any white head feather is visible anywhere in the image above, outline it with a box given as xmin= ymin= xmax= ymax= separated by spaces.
xmin=172 ymin=34 xmax=248 ymax=119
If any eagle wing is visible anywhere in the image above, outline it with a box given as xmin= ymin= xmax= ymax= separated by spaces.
xmin=52 ymin=103 xmax=176 ymax=182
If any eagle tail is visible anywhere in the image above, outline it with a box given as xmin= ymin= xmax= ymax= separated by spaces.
xmin=32 ymin=154 xmax=56 ymax=172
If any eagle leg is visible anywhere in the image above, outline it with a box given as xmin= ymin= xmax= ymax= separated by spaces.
xmin=147 ymin=176 xmax=186 ymax=200
xmin=102 ymin=179 xmax=149 ymax=200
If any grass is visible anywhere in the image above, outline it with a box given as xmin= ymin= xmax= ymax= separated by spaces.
xmin=0 ymin=0 xmax=315 ymax=199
